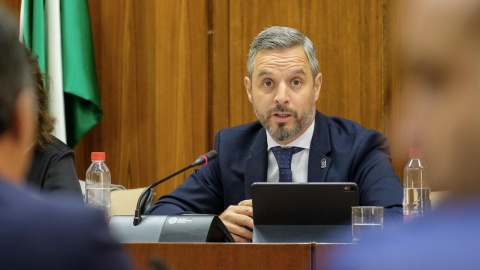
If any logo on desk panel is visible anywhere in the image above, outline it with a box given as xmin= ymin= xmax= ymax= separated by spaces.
xmin=168 ymin=217 xmax=178 ymax=224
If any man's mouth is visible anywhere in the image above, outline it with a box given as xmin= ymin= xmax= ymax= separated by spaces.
xmin=273 ymin=112 xmax=292 ymax=118
xmin=272 ymin=111 xmax=293 ymax=122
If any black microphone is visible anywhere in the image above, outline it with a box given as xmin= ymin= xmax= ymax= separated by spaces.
xmin=191 ymin=149 xmax=218 ymax=166
xmin=133 ymin=150 xmax=218 ymax=226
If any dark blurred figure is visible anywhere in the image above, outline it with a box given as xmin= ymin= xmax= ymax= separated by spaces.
xmin=0 ymin=6 xmax=132 ymax=270
xmin=329 ymin=0 xmax=480 ymax=269
xmin=24 ymin=48 xmax=82 ymax=199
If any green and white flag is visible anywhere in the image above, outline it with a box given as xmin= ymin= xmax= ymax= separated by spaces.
xmin=21 ymin=0 xmax=102 ymax=148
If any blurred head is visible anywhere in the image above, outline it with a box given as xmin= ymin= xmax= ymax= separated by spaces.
xmin=244 ymin=27 xmax=322 ymax=144
xmin=0 ymin=6 xmax=36 ymax=182
xmin=402 ymin=0 xmax=480 ymax=192
xmin=23 ymin=47 xmax=55 ymax=150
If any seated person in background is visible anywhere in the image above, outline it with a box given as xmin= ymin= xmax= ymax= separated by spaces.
xmin=147 ymin=26 xmax=403 ymax=242
xmin=24 ymin=47 xmax=82 ymax=199
xmin=0 ymin=6 xmax=132 ymax=269
xmin=329 ymin=0 xmax=480 ymax=269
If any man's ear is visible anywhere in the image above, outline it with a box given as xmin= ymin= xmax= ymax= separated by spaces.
xmin=244 ymin=76 xmax=253 ymax=103
xmin=0 ymin=90 xmax=36 ymax=181
xmin=314 ymin=73 xmax=322 ymax=101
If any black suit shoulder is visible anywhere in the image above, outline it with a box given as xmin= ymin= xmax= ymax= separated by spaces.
xmin=49 ymin=136 xmax=75 ymax=155
xmin=26 ymin=137 xmax=82 ymax=198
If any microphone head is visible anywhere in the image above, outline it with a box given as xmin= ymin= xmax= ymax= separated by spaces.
xmin=191 ymin=150 xmax=218 ymax=166
xmin=204 ymin=150 xmax=218 ymax=162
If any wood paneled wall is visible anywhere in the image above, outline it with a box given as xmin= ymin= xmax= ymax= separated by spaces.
xmin=0 ymin=0 xmax=408 ymax=199
xmin=75 ymin=0 xmax=211 ymax=197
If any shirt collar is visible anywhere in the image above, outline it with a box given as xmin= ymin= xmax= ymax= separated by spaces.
xmin=266 ymin=120 xmax=315 ymax=150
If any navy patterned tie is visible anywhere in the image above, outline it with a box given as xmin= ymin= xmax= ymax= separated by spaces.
xmin=271 ymin=146 xmax=304 ymax=182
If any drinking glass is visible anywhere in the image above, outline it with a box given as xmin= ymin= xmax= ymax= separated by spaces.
xmin=351 ymin=206 xmax=383 ymax=242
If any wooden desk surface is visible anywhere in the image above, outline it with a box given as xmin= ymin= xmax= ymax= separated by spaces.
xmin=124 ymin=242 xmax=347 ymax=270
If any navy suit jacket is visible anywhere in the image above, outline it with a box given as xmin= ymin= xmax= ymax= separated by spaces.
xmin=0 ymin=177 xmax=132 ymax=270
xmin=148 ymin=111 xmax=403 ymax=221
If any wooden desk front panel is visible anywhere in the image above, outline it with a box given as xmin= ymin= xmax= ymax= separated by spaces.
xmin=124 ymin=243 xmax=312 ymax=270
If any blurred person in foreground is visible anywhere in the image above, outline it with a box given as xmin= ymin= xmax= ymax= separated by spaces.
xmin=0 ymin=6 xmax=132 ymax=270
xmin=25 ymin=47 xmax=83 ymax=199
xmin=329 ymin=0 xmax=480 ymax=269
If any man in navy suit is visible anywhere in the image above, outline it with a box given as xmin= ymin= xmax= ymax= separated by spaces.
xmin=0 ymin=7 xmax=131 ymax=269
xmin=148 ymin=26 xmax=403 ymax=242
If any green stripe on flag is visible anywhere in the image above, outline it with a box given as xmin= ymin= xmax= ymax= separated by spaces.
xmin=61 ymin=0 xmax=102 ymax=147
xmin=23 ymin=0 xmax=46 ymax=73
xmin=23 ymin=0 xmax=102 ymax=148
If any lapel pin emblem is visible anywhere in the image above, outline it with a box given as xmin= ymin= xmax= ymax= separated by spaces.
xmin=321 ymin=158 xmax=327 ymax=168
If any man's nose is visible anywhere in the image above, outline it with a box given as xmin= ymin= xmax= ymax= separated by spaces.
xmin=274 ymin=82 xmax=290 ymax=105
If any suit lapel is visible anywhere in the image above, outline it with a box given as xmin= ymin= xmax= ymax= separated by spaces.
xmin=244 ymin=130 xmax=268 ymax=199
xmin=308 ymin=112 xmax=332 ymax=182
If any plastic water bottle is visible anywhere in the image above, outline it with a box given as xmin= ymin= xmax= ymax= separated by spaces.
xmin=403 ymin=148 xmax=431 ymax=221
xmin=85 ymin=152 xmax=111 ymax=223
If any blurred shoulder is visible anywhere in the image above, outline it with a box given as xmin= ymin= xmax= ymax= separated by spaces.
xmin=0 ymin=179 xmax=102 ymax=234
xmin=328 ymin=198 xmax=480 ymax=270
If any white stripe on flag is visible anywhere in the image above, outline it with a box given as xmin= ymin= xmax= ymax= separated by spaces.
xmin=45 ymin=0 xmax=67 ymax=143
xmin=19 ymin=0 xmax=25 ymax=42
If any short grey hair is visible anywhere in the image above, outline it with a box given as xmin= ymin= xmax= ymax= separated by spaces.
xmin=247 ymin=26 xmax=319 ymax=79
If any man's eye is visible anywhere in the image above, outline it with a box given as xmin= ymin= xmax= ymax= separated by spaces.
xmin=264 ymin=81 xmax=272 ymax=87
xmin=292 ymin=80 xmax=301 ymax=86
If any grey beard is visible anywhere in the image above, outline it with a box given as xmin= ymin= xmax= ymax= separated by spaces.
xmin=253 ymin=100 xmax=316 ymax=142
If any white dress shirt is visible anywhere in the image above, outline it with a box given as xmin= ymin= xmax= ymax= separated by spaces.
xmin=266 ymin=120 xmax=315 ymax=183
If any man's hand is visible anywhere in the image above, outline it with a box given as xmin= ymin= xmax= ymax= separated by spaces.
xmin=219 ymin=199 xmax=253 ymax=242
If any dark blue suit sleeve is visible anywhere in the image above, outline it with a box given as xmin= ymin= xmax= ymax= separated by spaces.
xmin=352 ymin=130 xmax=403 ymax=223
xmin=81 ymin=211 xmax=134 ymax=270
xmin=146 ymin=132 xmax=225 ymax=215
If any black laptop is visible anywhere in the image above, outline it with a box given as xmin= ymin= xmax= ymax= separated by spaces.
xmin=251 ymin=182 xmax=359 ymax=243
